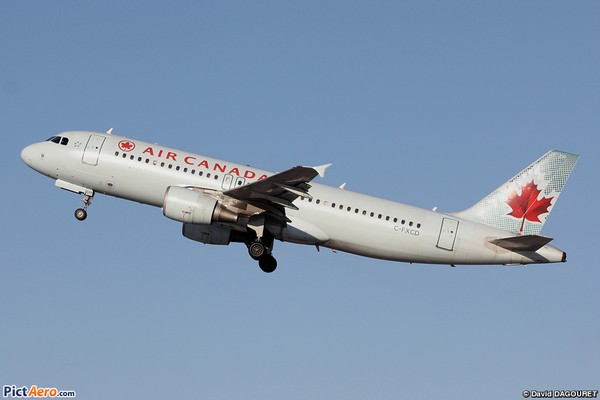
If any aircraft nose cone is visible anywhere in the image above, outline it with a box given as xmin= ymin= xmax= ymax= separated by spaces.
xmin=21 ymin=144 xmax=35 ymax=167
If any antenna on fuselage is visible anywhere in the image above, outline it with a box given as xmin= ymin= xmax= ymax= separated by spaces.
xmin=106 ymin=128 xmax=113 ymax=134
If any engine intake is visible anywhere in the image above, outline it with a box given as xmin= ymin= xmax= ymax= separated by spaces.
xmin=163 ymin=186 xmax=238 ymax=225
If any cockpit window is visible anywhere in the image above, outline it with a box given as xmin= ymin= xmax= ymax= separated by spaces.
xmin=45 ymin=136 xmax=68 ymax=145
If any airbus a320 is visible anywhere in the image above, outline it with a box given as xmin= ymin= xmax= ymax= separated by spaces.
xmin=21 ymin=130 xmax=578 ymax=273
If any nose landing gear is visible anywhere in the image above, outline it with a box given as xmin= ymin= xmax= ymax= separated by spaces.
xmin=74 ymin=194 xmax=93 ymax=221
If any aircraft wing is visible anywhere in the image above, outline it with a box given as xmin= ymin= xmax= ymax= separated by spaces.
xmin=223 ymin=164 xmax=331 ymax=221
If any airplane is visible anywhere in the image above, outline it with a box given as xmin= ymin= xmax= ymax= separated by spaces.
xmin=21 ymin=129 xmax=579 ymax=273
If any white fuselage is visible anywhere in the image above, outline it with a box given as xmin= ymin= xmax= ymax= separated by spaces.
xmin=21 ymin=131 xmax=565 ymax=266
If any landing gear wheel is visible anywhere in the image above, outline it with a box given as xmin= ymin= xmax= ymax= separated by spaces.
xmin=259 ymin=255 xmax=277 ymax=273
xmin=74 ymin=193 xmax=93 ymax=221
xmin=74 ymin=208 xmax=87 ymax=221
xmin=249 ymin=241 xmax=266 ymax=260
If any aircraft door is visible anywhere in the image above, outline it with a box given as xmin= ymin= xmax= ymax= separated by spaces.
xmin=82 ymin=134 xmax=106 ymax=165
xmin=234 ymin=176 xmax=246 ymax=187
xmin=221 ymin=174 xmax=246 ymax=190
xmin=437 ymin=218 xmax=459 ymax=250
xmin=221 ymin=174 xmax=234 ymax=190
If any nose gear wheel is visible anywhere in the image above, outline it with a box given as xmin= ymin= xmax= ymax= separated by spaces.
xmin=75 ymin=194 xmax=93 ymax=221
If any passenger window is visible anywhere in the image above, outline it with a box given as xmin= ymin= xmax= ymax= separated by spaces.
xmin=214 ymin=175 xmax=218 ymax=179
xmin=153 ymin=160 xmax=157 ymax=165
xmin=355 ymin=208 xmax=359 ymax=213
xmin=362 ymin=210 xmax=366 ymax=215
xmin=386 ymin=216 xmax=390 ymax=221
xmin=130 ymin=155 xmax=134 ymax=160
xmin=184 ymin=168 xmax=188 ymax=173
xmin=324 ymin=201 xmax=328 ymax=206
xmin=331 ymin=203 xmax=335 ymax=208
xmin=417 ymin=223 xmax=421 ymax=228
xmin=161 ymin=162 xmax=165 ymax=167
xmin=60 ymin=137 xmax=69 ymax=145
xmin=393 ymin=218 xmax=398 ymax=223
xmin=122 ymin=153 xmax=127 ymax=158
xmin=409 ymin=221 xmax=413 ymax=226
xmin=316 ymin=199 xmax=320 ymax=204
xmin=207 ymin=173 xmax=211 ymax=178
xmin=115 ymin=151 xmax=119 ymax=156
xmin=168 ymin=164 xmax=172 ymax=169
xmin=378 ymin=214 xmax=382 ymax=219
xmin=339 ymin=205 xmax=343 ymax=210
xmin=176 ymin=166 xmax=180 ymax=171
xmin=308 ymin=198 xmax=312 ymax=202
xmin=199 ymin=171 xmax=203 ymax=176
xmin=138 ymin=157 xmax=142 ymax=162
xmin=347 ymin=207 xmax=351 ymax=211
xmin=401 ymin=220 xmax=405 ymax=225
xmin=370 ymin=212 xmax=374 ymax=217
xmin=145 ymin=159 xmax=149 ymax=163
xmin=191 ymin=169 xmax=195 ymax=174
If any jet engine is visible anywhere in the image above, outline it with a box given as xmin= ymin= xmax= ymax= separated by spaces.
xmin=163 ymin=186 xmax=238 ymax=225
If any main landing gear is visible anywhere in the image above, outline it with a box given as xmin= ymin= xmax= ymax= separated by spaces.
xmin=248 ymin=240 xmax=278 ymax=273
xmin=74 ymin=194 xmax=93 ymax=221
xmin=247 ymin=215 xmax=278 ymax=273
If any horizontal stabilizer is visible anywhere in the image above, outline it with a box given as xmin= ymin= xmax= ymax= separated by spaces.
xmin=489 ymin=235 xmax=553 ymax=252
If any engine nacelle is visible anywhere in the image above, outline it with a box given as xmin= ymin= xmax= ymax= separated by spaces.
xmin=163 ymin=186 xmax=238 ymax=225
xmin=183 ymin=224 xmax=232 ymax=245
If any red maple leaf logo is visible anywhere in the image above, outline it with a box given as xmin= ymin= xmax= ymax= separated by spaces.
xmin=119 ymin=140 xmax=135 ymax=152
xmin=505 ymin=180 xmax=554 ymax=231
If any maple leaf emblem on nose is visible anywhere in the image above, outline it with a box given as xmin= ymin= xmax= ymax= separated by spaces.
xmin=505 ymin=180 xmax=554 ymax=224
xmin=119 ymin=140 xmax=135 ymax=152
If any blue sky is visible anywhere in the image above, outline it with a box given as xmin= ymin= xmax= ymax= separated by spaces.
xmin=1 ymin=1 xmax=598 ymax=399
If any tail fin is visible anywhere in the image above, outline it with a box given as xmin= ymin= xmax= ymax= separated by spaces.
xmin=453 ymin=150 xmax=579 ymax=235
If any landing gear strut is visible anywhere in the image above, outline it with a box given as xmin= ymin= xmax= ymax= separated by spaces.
xmin=247 ymin=214 xmax=278 ymax=273
xmin=74 ymin=194 xmax=93 ymax=221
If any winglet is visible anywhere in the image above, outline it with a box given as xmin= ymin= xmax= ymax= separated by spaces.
xmin=313 ymin=163 xmax=332 ymax=178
